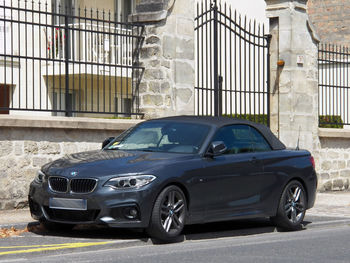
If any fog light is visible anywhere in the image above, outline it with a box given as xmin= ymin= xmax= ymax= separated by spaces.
xmin=130 ymin=208 xmax=138 ymax=217
xmin=100 ymin=216 xmax=115 ymax=223
xmin=124 ymin=207 xmax=139 ymax=219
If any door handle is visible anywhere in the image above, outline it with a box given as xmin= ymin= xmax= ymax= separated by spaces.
xmin=250 ymin=157 xmax=257 ymax=163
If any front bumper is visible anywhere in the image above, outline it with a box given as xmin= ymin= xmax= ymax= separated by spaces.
xmin=28 ymin=180 xmax=157 ymax=228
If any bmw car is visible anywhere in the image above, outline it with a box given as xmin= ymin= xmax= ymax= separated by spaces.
xmin=29 ymin=116 xmax=317 ymax=241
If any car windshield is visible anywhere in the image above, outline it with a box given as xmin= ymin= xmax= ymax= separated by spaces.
xmin=106 ymin=121 xmax=211 ymax=154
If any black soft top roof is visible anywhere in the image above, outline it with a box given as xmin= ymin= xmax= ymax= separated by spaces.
xmin=149 ymin=116 xmax=286 ymax=151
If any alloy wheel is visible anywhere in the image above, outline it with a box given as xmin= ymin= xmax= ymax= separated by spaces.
xmin=284 ymin=185 xmax=305 ymax=224
xmin=160 ymin=190 xmax=186 ymax=233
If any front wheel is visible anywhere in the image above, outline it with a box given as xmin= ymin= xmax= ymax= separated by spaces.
xmin=271 ymin=180 xmax=307 ymax=230
xmin=147 ymin=185 xmax=187 ymax=241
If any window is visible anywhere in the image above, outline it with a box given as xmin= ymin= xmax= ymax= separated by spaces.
xmin=115 ymin=97 xmax=132 ymax=117
xmin=249 ymin=126 xmax=272 ymax=152
xmin=107 ymin=121 xmax=211 ymax=154
xmin=115 ymin=0 xmax=135 ymax=22
xmin=212 ymin=125 xmax=271 ymax=154
xmin=52 ymin=91 xmax=75 ymax=117
xmin=0 ymin=85 xmax=10 ymax=114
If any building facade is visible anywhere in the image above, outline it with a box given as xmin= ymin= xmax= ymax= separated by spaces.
xmin=0 ymin=0 xmax=142 ymax=118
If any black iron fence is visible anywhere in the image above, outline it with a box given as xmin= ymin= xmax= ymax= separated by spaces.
xmin=318 ymin=43 xmax=350 ymax=127
xmin=0 ymin=1 xmax=144 ymax=117
xmin=194 ymin=0 xmax=271 ymax=126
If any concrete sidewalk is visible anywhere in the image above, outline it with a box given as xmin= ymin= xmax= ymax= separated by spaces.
xmin=307 ymin=191 xmax=350 ymax=218
xmin=0 ymin=192 xmax=349 ymax=228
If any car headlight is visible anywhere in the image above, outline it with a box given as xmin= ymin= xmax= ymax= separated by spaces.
xmin=104 ymin=175 xmax=156 ymax=189
xmin=34 ymin=170 xmax=45 ymax=184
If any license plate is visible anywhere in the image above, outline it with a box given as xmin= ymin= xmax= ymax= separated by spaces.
xmin=49 ymin=198 xmax=87 ymax=211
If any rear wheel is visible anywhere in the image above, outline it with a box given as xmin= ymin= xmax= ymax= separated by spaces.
xmin=271 ymin=180 xmax=306 ymax=230
xmin=147 ymin=185 xmax=187 ymax=241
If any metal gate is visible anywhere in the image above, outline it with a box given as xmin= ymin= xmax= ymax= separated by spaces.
xmin=318 ymin=43 xmax=349 ymax=127
xmin=194 ymin=0 xmax=271 ymax=126
xmin=0 ymin=1 xmax=144 ymax=117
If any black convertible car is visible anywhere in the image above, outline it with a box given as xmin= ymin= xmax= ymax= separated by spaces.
xmin=29 ymin=116 xmax=317 ymax=241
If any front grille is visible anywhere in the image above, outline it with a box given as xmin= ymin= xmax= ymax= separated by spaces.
xmin=49 ymin=177 xmax=68 ymax=193
xmin=48 ymin=177 xmax=97 ymax=194
xmin=44 ymin=207 xmax=100 ymax=222
xmin=71 ymin=179 xmax=97 ymax=193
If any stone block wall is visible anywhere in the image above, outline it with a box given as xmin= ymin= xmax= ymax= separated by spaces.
xmin=132 ymin=0 xmax=195 ymax=118
xmin=313 ymin=130 xmax=350 ymax=191
xmin=266 ymin=0 xmax=320 ymax=152
xmin=0 ymin=116 xmax=140 ymax=209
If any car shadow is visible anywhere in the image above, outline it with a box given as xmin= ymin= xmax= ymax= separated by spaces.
xmin=26 ymin=218 xmax=310 ymax=244
xmin=26 ymin=222 xmax=149 ymax=242
xmin=183 ymin=218 xmax=277 ymax=241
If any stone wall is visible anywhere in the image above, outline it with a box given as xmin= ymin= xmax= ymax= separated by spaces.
xmin=313 ymin=129 xmax=350 ymax=191
xmin=265 ymin=0 xmax=320 ymax=150
xmin=308 ymin=0 xmax=350 ymax=45
xmin=0 ymin=116 xmax=141 ymax=209
xmin=265 ymin=0 xmax=349 ymax=191
xmin=132 ymin=0 xmax=195 ymax=118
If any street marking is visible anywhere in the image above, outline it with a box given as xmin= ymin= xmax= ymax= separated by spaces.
xmin=0 ymin=244 xmax=71 ymax=249
xmin=0 ymin=241 xmax=114 ymax=256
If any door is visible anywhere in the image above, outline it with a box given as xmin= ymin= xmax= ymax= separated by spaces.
xmin=198 ymin=125 xmax=274 ymax=222
xmin=0 ymin=85 xmax=9 ymax=114
xmin=202 ymin=152 xmax=263 ymax=221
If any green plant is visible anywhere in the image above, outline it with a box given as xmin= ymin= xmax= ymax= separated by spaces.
xmin=319 ymin=115 xmax=343 ymax=128
xmin=223 ymin=114 xmax=268 ymax=125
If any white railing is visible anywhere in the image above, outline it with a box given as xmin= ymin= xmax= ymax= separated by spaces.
xmin=45 ymin=23 xmax=133 ymax=66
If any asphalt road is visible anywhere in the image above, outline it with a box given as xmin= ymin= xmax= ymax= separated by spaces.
xmin=1 ymin=215 xmax=350 ymax=263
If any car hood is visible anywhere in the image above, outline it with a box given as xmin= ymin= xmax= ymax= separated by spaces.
xmin=42 ymin=150 xmax=193 ymax=178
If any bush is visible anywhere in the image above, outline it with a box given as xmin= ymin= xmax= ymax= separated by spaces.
xmin=319 ymin=115 xmax=343 ymax=128
xmin=223 ymin=114 xmax=268 ymax=125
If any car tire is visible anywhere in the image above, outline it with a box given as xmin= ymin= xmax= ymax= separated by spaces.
xmin=271 ymin=180 xmax=307 ymax=230
xmin=147 ymin=185 xmax=187 ymax=242
xmin=40 ymin=219 xmax=75 ymax=232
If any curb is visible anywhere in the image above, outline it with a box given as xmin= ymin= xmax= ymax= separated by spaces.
xmin=0 ymin=222 xmax=35 ymax=230
xmin=305 ymin=217 xmax=350 ymax=229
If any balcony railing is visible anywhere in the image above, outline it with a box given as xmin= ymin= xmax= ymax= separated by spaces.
xmin=45 ymin=23 xmax=133 ymax=66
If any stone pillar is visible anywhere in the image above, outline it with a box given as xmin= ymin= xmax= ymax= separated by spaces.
xmin=265 ymin=0 xmax=320 ymax=151
xmin=131 ymin=0 xmax=195 ymax=118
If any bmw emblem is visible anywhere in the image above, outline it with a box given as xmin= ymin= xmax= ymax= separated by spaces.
xmin=71 ymin=171 xmax=78 ymax=177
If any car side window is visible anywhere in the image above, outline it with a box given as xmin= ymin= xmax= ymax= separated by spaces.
xmin=212 ymin=124 xmax=271 ymax=154
xmin=212 ymin=125 xmax=250 ymax=154
xmin=249 ymin=127 xmax=272 ymax=152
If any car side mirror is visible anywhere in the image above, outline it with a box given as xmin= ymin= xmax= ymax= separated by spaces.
xmin=206 ymin=141 xmax=227 ymax=157
xmin=102 ymin=137 xmax=115 ymax=149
